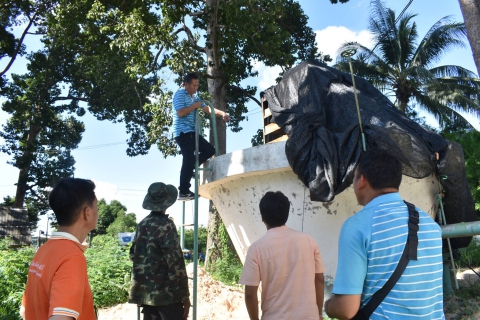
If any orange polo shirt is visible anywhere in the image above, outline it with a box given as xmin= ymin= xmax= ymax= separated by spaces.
xmin=22 ymin=232 xmax=96 ymax=320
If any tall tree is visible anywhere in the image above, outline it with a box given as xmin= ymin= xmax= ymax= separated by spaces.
xmin=458 ymin=0 xmax=480 ymax=76
xmin=335 ymin=0 xmax=480 ymax=127
xmin=96 ymin=199 xmax=128 ymax=235
xmin=106 ymin=211 xmax=138 ymax=236
xmin=1 ymin=53 xmax=85 ymax=208
xmin=87 ymin=0 xmax=330 ymax=264
xmin=1 ymin=0 xmax=155 ymax=214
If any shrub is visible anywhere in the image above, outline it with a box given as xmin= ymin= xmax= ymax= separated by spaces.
xmin=457 ymin=239 xmax=480 ymax=269
xmin=85 ymin=235 xmax=132 ymax=308
xmin=0 ymin=238 xmax=34 ymax=320
xmin=208 ymin=223 xmax=243 ymax=285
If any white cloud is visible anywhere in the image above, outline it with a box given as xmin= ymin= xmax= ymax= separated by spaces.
xmin=315 ymin=26 xmax=373 ymax=62
xmin=92 ymin=180 xmax=124 ymax=203
xmin=251 ymin=60 xmax=283 ymax=91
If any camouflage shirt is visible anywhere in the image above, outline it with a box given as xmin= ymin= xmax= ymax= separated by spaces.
xmin=128 ymin=212 xmax=189 ymax=306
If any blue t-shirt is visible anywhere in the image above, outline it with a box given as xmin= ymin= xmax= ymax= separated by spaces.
xmin=172 ymin=88 xmax=205 ymax=137
xmin=333 ymin=193 xmax=445 ymax=319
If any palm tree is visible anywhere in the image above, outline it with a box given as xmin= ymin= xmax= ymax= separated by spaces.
xmin=335 ymin=0 xmax=480 ymax=127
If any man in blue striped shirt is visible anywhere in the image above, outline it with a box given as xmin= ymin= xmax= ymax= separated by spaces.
xmin=173 ymin=73 xmax=230 ymax=200
xmin=325 ymin=150 xmax=444 ymax=319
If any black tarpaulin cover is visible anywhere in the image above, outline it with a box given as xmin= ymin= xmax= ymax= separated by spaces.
xmin=263 ymin=60 xmax=476 ymax=248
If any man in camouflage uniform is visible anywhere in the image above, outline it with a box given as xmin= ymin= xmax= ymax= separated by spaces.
xmin=129 ymin=182 xmax=190 ymax=320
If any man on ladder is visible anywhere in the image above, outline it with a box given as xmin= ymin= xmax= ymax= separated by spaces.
xmin=173 ymin=72 xmax=230 ymax=200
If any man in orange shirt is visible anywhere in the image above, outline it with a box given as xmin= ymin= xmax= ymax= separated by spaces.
xmin=21 ymin=178 xmax=98 ymax=320
xmin=239 ymin=191 xmax=325 ymax=320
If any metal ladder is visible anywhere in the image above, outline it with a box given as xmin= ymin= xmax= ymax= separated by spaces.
xmin=179 ymin=101 xmax=219 ymax=320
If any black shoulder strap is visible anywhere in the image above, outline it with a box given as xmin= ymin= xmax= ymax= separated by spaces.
xmin=353 ymin=201 xmax=419 ymax=320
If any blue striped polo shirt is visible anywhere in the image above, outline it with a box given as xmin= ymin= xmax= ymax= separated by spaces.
xmin=172 ymin=88 xmax=205 ymax=137
xmin=333 ymin=192 xmax=444 ymax=319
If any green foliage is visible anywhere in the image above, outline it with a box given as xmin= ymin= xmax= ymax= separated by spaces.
xmin=457 ymin=239 xmax=480 ymax=269
xmin=208 ymin=223 xmax=243 ymax=285
xmin=181 ymin=227 xmax=208 ymax=252
xmin=441 ymin=130 xmax=480 ymax=215
xmin=95 ymin=199 xmax=128 ymax=235
xmin=85 ymin=235 xmax=132 ymax=308
xmin=335 ymin=0 xmax=480 ymax=128
xmin=251 ymin=129 xmax=264 ymax=147
xmin=106 ymin=211 xmax=138 ymax=236
xmin=0 ymin=238 xmax=34 ymax=319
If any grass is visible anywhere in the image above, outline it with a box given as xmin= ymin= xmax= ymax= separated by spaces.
xmin=444 ymin=238 xmax=480 ymax=319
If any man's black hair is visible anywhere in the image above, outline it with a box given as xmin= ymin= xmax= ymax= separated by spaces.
xmin=259 ymin=191 xmax=290 ymax=227
xmin=49 ymin=178 xmax=96 ymax=226
xmin=184 ymin=72 xmax=199 ymax=84
xmin=357 ymin=149 xmax=402 ymax=190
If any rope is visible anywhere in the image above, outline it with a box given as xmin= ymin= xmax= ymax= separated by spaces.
xmin=436 ymin=192 xmax=459 ymax=290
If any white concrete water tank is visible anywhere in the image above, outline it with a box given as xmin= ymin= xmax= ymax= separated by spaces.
xmin=199 ymin=141 xmax=440 ymax=289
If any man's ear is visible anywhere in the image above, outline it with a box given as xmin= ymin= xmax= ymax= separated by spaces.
xmin=82 ymin=205 xmax=92 ymax=222
xmin=358 ymin=174 xmax=368 ymax=190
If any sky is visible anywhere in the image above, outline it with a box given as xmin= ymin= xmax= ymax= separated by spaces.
xmin=0 ymin=0 xmax=478 ymax=234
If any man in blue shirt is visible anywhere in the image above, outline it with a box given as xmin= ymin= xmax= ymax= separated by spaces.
xmin=325 ymin=150 xmax=444 ymax=319
xmin=173 ymin=73 xmax=230 ymax=200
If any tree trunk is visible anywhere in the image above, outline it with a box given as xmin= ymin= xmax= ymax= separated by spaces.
xmin=13 ymin=124 xmax=41 ymax=208
xmin=204 ymin=0 xmax=229 ymax=268
xmin=459 ymin=0 xmax=480 ymax=76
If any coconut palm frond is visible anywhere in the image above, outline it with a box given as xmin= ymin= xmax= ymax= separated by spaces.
xmin=397 ymin=14 xmax=418 ymax=68
xmin=412 ymin=18 xmax=467 ymax=67
xmin=404 ymin=66 xmax=438 ymax=85
xmin=413 ymin=92 xmax=455 ymax=126
xmin=429 ymin=65 xmax=479 ymax=78
xmin=333 ymin=3 xmax=479 ymax=129
xmin=423 ymin=80 xmax=480 ymax=115
xmin=369 ymin=0 xmax=392 ymax=38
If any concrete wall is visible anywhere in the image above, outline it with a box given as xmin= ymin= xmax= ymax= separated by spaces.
xmin=199 ymin=141 xmax=440 ymax=285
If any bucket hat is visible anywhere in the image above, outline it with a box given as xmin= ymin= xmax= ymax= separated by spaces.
xmin=142 ymin=182 xmax=177 ymax=211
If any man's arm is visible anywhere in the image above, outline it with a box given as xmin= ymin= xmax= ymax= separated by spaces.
xmin=315 ymin=273 xmax=324 ymax=316
xmin=20 ymin=294 xmax=26 ymax=319
xmin=49 ymin=316 xmax=75 ymax=320
xmin=49 ymin=255 xmax=90 ymax=319
xmin=176 ymin=101 xmax=203 ymax=117
xmin=244 ymin=285 xmax=259 ymax=320
xmin=182 ymin=298 xmax=191 ymax=319
xmin=325 ymin=294 xmax=361 ymax=320
xmin=201 ymin=105 xmax=230 ymax=122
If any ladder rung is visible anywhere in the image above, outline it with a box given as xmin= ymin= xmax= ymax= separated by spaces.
xmin=264 ymin=108 xmax=272 ymax=118
xmin=264 ymin=122 xmax=280 ymax=135
xmin=269 ymin=135 xmax=288 ymax=143
xmin=181 ymin=224 xmax=194 ymax=227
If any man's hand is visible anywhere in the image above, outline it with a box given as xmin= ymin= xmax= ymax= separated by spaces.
xmin=221 ymin=111 xmax=230 ymax=122
xmin=244 ymin=285 xmax=259 ymax=320
xmin=19 ymin=305 xmax=25 ymax=320
xmin=182 ymin=298 xmax=191 ymax=319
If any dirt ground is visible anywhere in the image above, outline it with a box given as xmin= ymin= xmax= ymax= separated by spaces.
xmin=98 ymin=263 xmax=258 ymax=320
xmin=444 ymin=267 xmax=480 ymax=320
xmin=99 ymin=265 xmax=480 ymax=320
